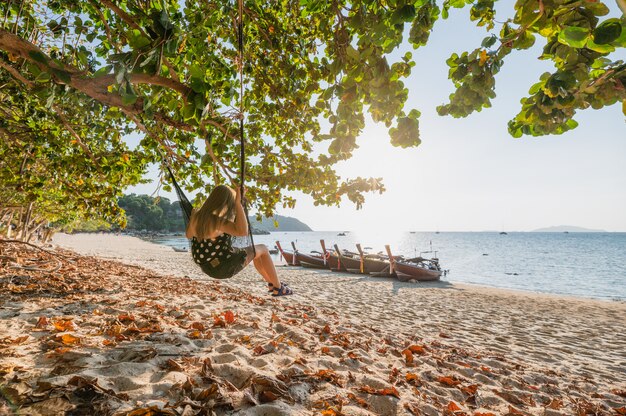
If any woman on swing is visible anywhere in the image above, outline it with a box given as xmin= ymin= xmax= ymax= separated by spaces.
xmin=186 ymin=184 xmax=293 ymax=297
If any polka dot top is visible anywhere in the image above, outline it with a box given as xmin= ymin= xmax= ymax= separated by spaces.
xmin=191 ymin=233 xmax=237 ymax=266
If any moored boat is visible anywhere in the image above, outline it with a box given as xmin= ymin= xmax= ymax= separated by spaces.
xmin=275 ymin=241 xmax=300 ymax=266
xmin=385 ymin=245 xmax=443 ymax=282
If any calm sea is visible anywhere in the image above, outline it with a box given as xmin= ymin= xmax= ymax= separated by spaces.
xmin=150 ymin=231 xmax=626 ymax=301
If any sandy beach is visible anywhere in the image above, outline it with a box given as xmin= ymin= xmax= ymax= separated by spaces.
xmin=1 ymin=233 xmax=625 ymax=415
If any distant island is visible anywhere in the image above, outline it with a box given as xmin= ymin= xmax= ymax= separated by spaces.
xmin=248 ymin=215 xmax=313 ymax=232
xmin=531 ymin=225 xmax=606 ymax=233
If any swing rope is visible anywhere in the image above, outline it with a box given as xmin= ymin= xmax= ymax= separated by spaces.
xmin=237 ymin=0 xmax=256 ymax=255
xmin=163 ymin=0 xmax=255 ymax=258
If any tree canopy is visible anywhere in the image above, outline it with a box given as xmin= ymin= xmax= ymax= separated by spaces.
xmin=1 ymin=0 xmax=624 ymax=238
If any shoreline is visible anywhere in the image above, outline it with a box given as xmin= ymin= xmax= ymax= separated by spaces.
xmin=2 ymin=233 xmax=623 ymax=415
xmin=92 ymin=231 xmax=626 ymax=304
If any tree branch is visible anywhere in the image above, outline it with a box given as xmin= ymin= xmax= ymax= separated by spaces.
xmin=99 ymin=0 xmax=180 ymax=79
xmin=53 ymin=105 xmax=104 ymax=175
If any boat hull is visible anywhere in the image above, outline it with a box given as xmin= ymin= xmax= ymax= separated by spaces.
xmin=296 ymin=252 xmax=328 ymax=269
xmin=394 ymin=262 xmax=442 ymax=282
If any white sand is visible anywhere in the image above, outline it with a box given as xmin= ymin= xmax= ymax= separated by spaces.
xmin=1 ymin=233 xmax=624 ymax=415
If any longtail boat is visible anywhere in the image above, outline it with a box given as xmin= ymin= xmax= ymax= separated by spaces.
xmin=355 ymin=244 xmax=393 ymax=275
xmin=293 ymin=241 xmax=328 ymax=269
xmin=275 ymin=241 xmax=299 ymax=266
xmin=385 ymin=245 xmax=442 ymax=282
xmin=333 ymin=244 xmax=364 ymax=273
xmin=320 ymin=240 xmax=345 ymax=271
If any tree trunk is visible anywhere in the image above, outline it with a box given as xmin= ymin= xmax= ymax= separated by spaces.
xmin=20 ymin=202 xmax=33 ymax=241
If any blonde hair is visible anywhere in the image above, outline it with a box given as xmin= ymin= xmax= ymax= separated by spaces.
xmin=191 ymin=185 xmax=236 ymax=240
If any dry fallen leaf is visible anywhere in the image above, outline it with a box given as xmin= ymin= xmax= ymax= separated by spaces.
xmin=52 ymin=319 xmax=74 ymax=332
xmin=402 ymin=349 xmax=414 ymax=365
xmin=358 ymin=385 xmax=400 ymax=399
xmin=224 ymin=310 xmax=236 ymax=324
xmin=36 ymin=316 xmax=49 ymax=329
xmin=438 ymin=376 xmax=462 ymax=387
xmin=447 ymin=401 xmax=461 ymax=411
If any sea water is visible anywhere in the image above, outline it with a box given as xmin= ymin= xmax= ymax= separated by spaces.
xmin=150 ymin=231 xmax=626 ymax=301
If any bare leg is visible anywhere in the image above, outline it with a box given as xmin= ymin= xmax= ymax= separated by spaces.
xmin=250 ymin=244 xmax=280 ymax=287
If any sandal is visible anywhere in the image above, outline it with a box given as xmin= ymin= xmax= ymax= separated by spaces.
xmin=268 ymin=282 xmax=288 ymax=293
xmin=272 ymin=283 xmax=293 ymax=297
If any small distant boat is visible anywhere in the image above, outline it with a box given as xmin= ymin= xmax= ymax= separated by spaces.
xmin=500 ymin=232 xmax=508 ymax=235
xmin=385 ymin=245 xmax=443 ymax=282
xmin=337 ymin=232 xmax=347 ymax=236
xmin=172 ymin=246 xmax=188 ymax=252
xmin=275 ymin=241 xmax=300 ymax=266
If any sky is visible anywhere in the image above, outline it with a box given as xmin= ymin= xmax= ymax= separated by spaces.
xmin=128 ymin=1 xmax=626 ymax=232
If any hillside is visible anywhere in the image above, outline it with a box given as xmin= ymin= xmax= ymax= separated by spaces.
xmin=532 ymin=225 xmax=606 ymax=232
xmin=249 ymin=215 xmax=313 ymax=232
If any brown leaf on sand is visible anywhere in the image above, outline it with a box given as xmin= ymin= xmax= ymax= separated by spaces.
xmin=164 ymin=359 xmax=184 ymax=372
xmin=55 ymin=334 xmax=81 ymax=346
xmin=446 ymin=401 xmax=462 ymax=411
xmin=474 ymin=412 xmax=496 ymax=416
xmin=438 ymin=376 xmax=462 ymax=387
xmin=494 ymin=390 xmax=532 ymax=407
xmin=358 ymin=385 xmax=400 ymax=399
xmin=312 ymin=369 xmax=345 ymax=387
xmin=407 ymin=344 xmax=427 ymax=354
xmin=406 ymin=372 xmax=422 ymax=386
xmin=402 ymin=349 xmax=414 ymax=366
xmin=546 ymin=398 xmax=563 ymax=410
xmin=460 ymin=384 xmax=479 ymax=395
xmin=117 ymin=313 xmax=135 ymax=323
xmin=52 ymin=319 xmax=75 ymax=332
xmin=213 ymin=316 xmax=226 ymax=327
xmin=253 ymin=345 xmax=269 ymax=356
xmin=321 ymin=409 xmax=345 ymax=416
xmin=321 ymin=346 xmax=331 ymax=355
xmin=195 ymin=383 xmax=233 ymax=408
xmin=21 ymin=397 xmax=74 ymax=415
xmin=224 ymin=310 xmax=236 ymax=324
xmin=36 ymin=316 xmax=49 ymax=329
xmin=1 ymin=335 xmax=29 ymax=345
xmin=504 ymin=405 xmax=526 ymax=415
xmin=127 ymin=406 xmax=177 ymax=416
xmin=612 ymin=390 xmax=626 ymax=398
xmin=190 ymin=322 xmax=206 ymax=331
xmin=250 ymin=375 xmax=293 ymax=403
xmin=614 ymin=407 xmax=626 ymax=415
xmin=389 ymin=367 xmax=399 ymax=384
xmin=347 ymin=392 xmax=369 ymax=409
xmin=404 ymin=402 xmax=421 ymax=415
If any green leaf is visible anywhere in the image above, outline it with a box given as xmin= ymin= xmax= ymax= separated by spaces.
xmin=28 ymin=51 xmax=48 ymax=64
xmin=93 ymin=65 xmax=113 ymax=77
xmin=585 ymin=39 xmax=615 ymax=53
xmin=557 ymin=26 xmax=590 ymax=48
xmin=128 ymin=29 xmax=151 ymax=49
xmin=481 ymin=35 xmax=497 ymax=48
xmin=593 ymin=19 xmax=622 ymax=45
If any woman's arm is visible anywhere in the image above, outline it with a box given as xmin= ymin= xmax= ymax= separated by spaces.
xmin=221 ymin=187 xmax=248 ymax=237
